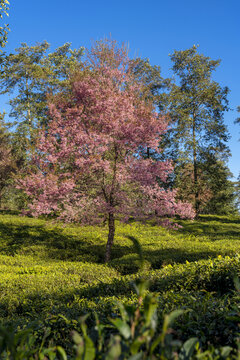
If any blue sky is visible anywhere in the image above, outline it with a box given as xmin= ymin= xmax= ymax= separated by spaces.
xmin=2 ymin=0 xmax=240 ymax=178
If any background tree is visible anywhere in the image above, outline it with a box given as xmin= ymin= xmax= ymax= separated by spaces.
xmin=199 ymin=153 xmax=237 ymax=214
xmin=128 ymin=57 xmax=171 ymax=160
xmin=235 ymin=106 xmax=240 ymax=127
xmin=0 ymin=41 xmax=83 ymax=210
xmin=234 ymin=107 xmax=240 ymax=212
xmin=0 ymin=41 xmax=84 ymax=152
xmin=162 ymin=46 xmax=230 ymax=214
xmin=236 ymin=174 xmax=240 ymax=211
xmin=0 ymin=112 xmax=18 ymax=208
xmin=128 ymin=57 xmax=170 ymax=108
xmin=0 ymin=0 xmax=9 ymax=48
xmin=0 ymin=41 xmax=50 ymax=155
xmin=20 ymin=40 xmax=194 ymax=262
xmin=126 ymin=49 xmax=236 ymax=215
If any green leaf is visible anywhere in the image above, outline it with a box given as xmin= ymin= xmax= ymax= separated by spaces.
xmin=133 ymin=280 xmax=149 ymax=297
xmin=162 ymin=310 xmax=184 ymax=333
xmin=72 ymin=331 xmax=83 ymax=345
xmin=221 ymin=346 xmax=232 ymax=358
xmin=83 ymin=335 xmax=96 ymax=360
xmin=111 ymin=319 xmax=131 ymax=339
xmin=106 ymin=335 xmax=121 ymax=360
xmin=233 ymin=276 xmax=240 ymax=292
xmin=143 ymin=294 xmax=158 ymax=327
xmin=130 ymin=336 xmax=146 ymax=355
xmin=118 ymin=302 xmax=129 ymax=322
xmin=179 ymin=337 xmax=198 ymax=360
xmin=150 ymin=334 xmax=162 ymax=355
xmin=128 ymin=353 xmax=144 ymax=360
xmin=56 ymin=346 xmax=68 ymax=360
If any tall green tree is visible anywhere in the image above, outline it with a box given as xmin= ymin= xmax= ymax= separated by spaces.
xmin=199 ymin=154 xmax=237 ymax=214
xmin=0 ymin=41 xmax=50 ymax=148
xmin=0 ymin=112 xmax=17 ymax=208
xmin=129 ymin=57 xmax=170 ymax=108
xmin=128 ymin=57 xmax=171 ymax=159
xmin=164 ymin=46 xmax=230 ymax=214
xmin=0 ymin=41 xmax=84 ymax=150
xmin=235 ymin=107 xmax=240 ymax=212
xmin=0 ymin=41 xmax=84 ymax=210
xmin=236 ymin=174 xmax=240 ymax=211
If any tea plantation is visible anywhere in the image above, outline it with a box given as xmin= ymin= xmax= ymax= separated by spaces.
xmin=0 ymin=212 xmax=240 ymax=358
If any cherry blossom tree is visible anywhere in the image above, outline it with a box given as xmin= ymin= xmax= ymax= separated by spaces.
xmin=20 ymin=40 xmax=194 ymax=262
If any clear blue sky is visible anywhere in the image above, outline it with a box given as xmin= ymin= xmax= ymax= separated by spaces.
xmin=2 ymin=0 xmax=240 ymax=178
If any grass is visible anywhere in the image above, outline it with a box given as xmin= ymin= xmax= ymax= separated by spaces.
xmin=0 ymin=212 xmax=240 ymax=349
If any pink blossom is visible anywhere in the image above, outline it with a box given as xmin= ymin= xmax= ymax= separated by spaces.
xmin=20 ymin=40 xmax=195 ymax=260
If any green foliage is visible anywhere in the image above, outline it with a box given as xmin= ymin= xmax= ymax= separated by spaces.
xmin=129 ymin=57 xmax=170 ymax=110
xmin=0 ymin=42 xmax=84 ymax=210
xmin=236 ymin=174 xmax=240 ymax=211
xmin=0 ymin=113 xmax=17 ymax=206
xmin=235 ymin=106 xmax=240 ymax=136
xmin=0 ymin=0 xmax=9 ymax=48
xmin=198 ymin=155 xmax=237 ymax=215
xmin=0 ymin=41 xmax=84 ymax=154
xmin=162 ymin=46 xmax=232 ymax=214
xmin=0 ymin=213 xmax=239 ymax=355
xmin=128 ymin=46 xmax=235 ymax=216
xmin=0 ymin=280 xmax=239 ymax=359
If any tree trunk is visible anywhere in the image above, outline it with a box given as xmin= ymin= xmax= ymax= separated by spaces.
xmin=147 ymin=147 xmax=150 ymax=159
xmin=105 ymin=212 xmax=115 ymax=262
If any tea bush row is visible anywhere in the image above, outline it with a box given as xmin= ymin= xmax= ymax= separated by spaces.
xmin=0 ymin=281 xmax=239 ymax=359
xmin=1 ymin=255 xmax=240 ymax=349
xmin=1 ymin=255 xmax=240 ymax=317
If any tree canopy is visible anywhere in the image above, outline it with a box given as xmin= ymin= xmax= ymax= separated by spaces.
xmin=163 ymin=46 xmax=230 ymax=214
xmin=20 ymin=40 xmax=195 ymax=261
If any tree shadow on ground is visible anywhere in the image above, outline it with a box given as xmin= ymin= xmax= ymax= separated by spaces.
xmin=0 ymin=215 xmax=239 ymax=267
xmin=177 ymin=215 xmax=240 ymax=240
xmin=199 ymin=215 xmax=240 ymax=225
xmin=0 ymin=220 xmax=130 ymax=263
xmin=108 ymin=247 xmax=225 ymax=275
xmin=6 ymin=256 xmax=236 ymax=323
xmin=0 ymin=209 xmax=20 ymax=215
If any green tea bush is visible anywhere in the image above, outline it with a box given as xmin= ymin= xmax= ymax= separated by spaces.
xmin=0 ymin=213 xmax=239 ymax=357
xmin=0 ymin=281 xmax=239 ymax=359
xmin=147 ymin=255 xmax=240 ymax=294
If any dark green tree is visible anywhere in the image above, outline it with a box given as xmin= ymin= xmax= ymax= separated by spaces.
xmin=234 ymin=107 xmax=240 ymax=212
xmin=128 ymin=57 xmax=171 ymax=160
xmin=0 ymin=41 xmax=84 ymax=150
xmin=164 ymin=46 xmax=230 ymax=214
xmin=129 ymin=57 xmax=170 ymax=108
xmin=199 ymin=153 xmax=237 ymax=214
xmin=0 ymin=41 xmax=50 ymax=149
xmin=0 ymin=41 xmax=84 ymax=209
xmin=236 ymin=174 xmax=240 ymax=211
xmin=0 ymin=112 xmax=18 ymax=208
